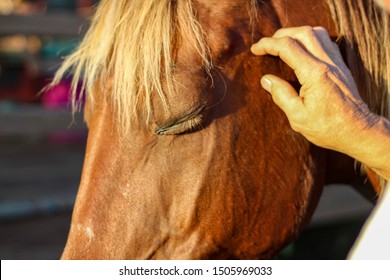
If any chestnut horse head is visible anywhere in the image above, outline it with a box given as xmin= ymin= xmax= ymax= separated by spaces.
xmin=52 ymin=0 xmax=389 ymax=259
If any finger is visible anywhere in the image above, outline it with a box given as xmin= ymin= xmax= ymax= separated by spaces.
xmin=313 ymin=27 xmax=345 ymax=64
xmin=251 ymin=37 xmax=318 ymax=84
xmin=261 ymin=74 xmax=303 ymax=117
xmin=273 ymin=26 xmax=342 ymax=66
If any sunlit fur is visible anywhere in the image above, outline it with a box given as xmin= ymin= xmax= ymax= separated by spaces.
xmin=51 ymin=0 xmax=212 ymax=131
xmin=51 ymin=0 xmax=389 ymax=131
xmin=328 ymin=0 xmax=390 ymax=118
xmin=55 ymin=0 xmax=386 ymax=259
xmin=327 ymin=0 xmax=390 ymax=190
xmin=49 ymin=0 xmax=261 ymax=130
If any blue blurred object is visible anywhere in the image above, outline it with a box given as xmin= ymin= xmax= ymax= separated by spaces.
xmin=40 ymin=38 xmax=80 ymax=58
xmin=47 ymin=0 xmax=77 ymax=11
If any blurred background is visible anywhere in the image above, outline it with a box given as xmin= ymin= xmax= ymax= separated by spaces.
xmin=0 ymin=0 xmax=376 ymax=260
xmin=0 ymin=0 xmax=95 ymax=259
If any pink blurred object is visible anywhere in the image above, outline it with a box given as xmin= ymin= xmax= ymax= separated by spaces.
xmin=42 ymin=81 xmax=71 ymax=109
xmin=48 ymin=131 xmax=88 ymax=145
xmin=42 ymin=80 xmax=85 ymax=109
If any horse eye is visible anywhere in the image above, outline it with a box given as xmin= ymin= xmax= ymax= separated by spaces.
xmin=155 ymin=115 xmax=203 ymax=135
xmin=155 ymin=105 xmax=205 ymax=135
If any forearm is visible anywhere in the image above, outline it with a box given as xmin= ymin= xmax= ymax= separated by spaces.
xmin=346 ymin=115 xmax=390 ymax=180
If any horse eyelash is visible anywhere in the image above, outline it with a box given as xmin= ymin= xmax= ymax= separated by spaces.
xmin=155 ymin=114 xmax=204 ymax=135
xmin=155 ymin=106 xmax=205 ymax=135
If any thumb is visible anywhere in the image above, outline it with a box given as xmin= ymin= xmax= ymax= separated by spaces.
xmin=261 ymin=75 xmax=303 ymax=115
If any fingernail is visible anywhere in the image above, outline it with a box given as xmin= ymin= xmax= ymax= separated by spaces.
xmin=261 ymin=77 xmax=272 ymax=93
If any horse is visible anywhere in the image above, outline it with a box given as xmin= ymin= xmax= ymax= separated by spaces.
xmin=50 ymin=0 xmax=390 ymax=259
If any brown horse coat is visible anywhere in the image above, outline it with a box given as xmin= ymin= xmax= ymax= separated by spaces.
xmin=60 ymin=0 xmax=377 ymax=259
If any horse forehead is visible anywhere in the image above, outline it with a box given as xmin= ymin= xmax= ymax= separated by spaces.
xmin=272 ymin=0 xmax=337 ymax=35
xmin=195 ymin=0 xmax=336 ymax=39
xmin=195 ymin=2 xmax=255 ymax=54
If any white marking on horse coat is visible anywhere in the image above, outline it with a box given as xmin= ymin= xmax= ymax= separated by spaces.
xmin=85 ymin=226 xmax=94 ymax=242
xmin=122 ymin=190 xmax=129 ymax=198
xmin=73 ymin=223 xmax=94 ymax=243
xmin=122 ymin=184 xmax=130 ymax=198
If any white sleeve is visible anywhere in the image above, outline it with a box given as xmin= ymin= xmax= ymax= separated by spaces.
xmin=348 ymin=182 xmax=390 ymax=259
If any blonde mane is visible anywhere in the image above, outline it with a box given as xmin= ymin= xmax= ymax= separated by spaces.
xmin=51 ymin=0 xmax=389 ymax=132
xmin=51 ymin=0 xmax=212 ymax=130
xmin=327 ymin=0 xmax=390 ymax=118
xmin=327 ymin=0 xmax=390 ymax=190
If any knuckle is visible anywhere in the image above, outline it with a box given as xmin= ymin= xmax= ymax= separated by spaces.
xmin=259 ymin=37 xmax=267 ymax=44
xmin=273 ymin=28 xmax=284 ymax=37
xmin=313 ymin=26 xmax=328 ymax=34
xmin=316 ymin=62 xmax=332 ymax=76
xmin=300 ymin=26 xmax=316 ymax=38
xmin=281 ymin=36 xmax=297 ymax=49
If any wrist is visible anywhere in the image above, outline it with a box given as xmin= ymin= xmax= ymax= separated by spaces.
xmin=348 ymin=114 xmax=390 ymax=180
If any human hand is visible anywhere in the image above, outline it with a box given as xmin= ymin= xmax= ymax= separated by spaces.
xmin=250 ymin=26 xmax=378 ymax=153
